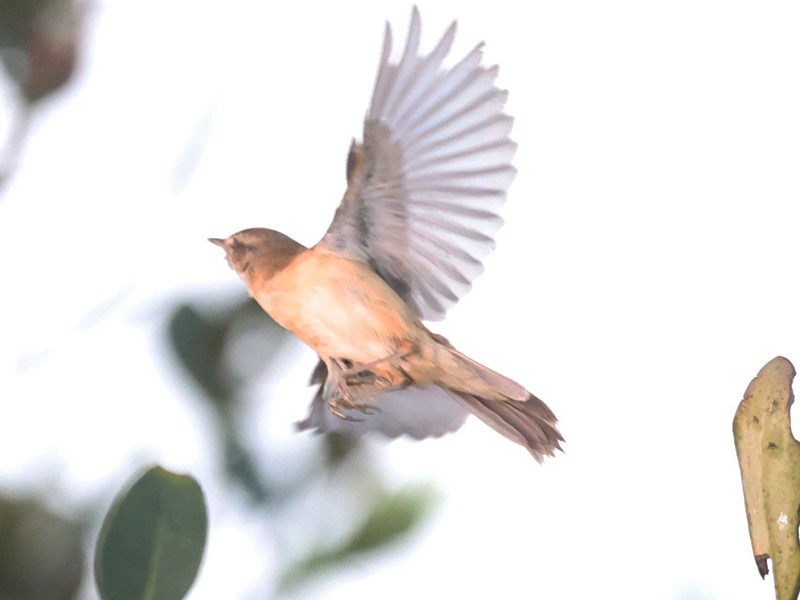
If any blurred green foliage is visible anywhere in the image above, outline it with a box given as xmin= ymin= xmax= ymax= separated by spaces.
xmin=169 ymin=298 xmax=295 ymax=504
xmin=0 ymin=293 xmax=435 ymax=599
xmin=166 ymin=297 xmax=436 ymax=592
xmin=0 ymin=0 xmax=80 ymax=102
xmin=0 ymin=495 xmax=85 ymax=600
xmin=280 ymin=484 xmax=437 ymax=591
xmin=95 ymin=467 xmax=207 ymax=600
xmin=0 ymin=0 xmax=82 ymax=190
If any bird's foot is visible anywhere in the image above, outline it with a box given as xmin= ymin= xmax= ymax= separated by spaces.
xmin=327 ymin=396 xmax=381 ymax=420
xmin=327 ymin=381 xmax=381 ymax=421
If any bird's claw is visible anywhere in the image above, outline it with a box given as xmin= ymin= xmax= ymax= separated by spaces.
xmin=327 ymin=384 xmax=381 ymax=421
xmin=326 ymin=357 xmax=392 ymax=421
xmin=327 ymin=401 xmax=363 ymax=421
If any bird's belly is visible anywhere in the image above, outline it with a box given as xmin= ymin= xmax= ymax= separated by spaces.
xmin=254 ymin=252 xmax=417 ymax=364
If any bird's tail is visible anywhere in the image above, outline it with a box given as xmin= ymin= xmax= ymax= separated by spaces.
xmin=434 ymin=345 xmax=564 ymax=463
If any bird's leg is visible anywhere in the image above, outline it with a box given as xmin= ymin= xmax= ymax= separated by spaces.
xmin=324 ymin=357 xmax=380 ymax=419
xmin=340 ymin=341 xmax=417 ymax=383
xmin=324 ymin=342 xmax=418 ymax=420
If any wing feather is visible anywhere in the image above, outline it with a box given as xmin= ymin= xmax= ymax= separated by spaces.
xmin=319 ymin=7 xmax=516 ymax=320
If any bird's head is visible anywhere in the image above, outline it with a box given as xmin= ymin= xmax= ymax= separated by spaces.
xmin=209 ymin=228 xmax=306 ymax=283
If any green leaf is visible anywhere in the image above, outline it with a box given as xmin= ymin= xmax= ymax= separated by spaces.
xmin=95 ymin=466 xmax=208 ymax=600
xmin=280 ymin=484 xmax=436 ymax=590
xmin=167 ymin=299 xmax=291 ymax=407
xmin=733 ymin=356 xmax=800 ymax=600
xmin=343 ymin=485 xmax=433 ymax=555
xmin=168 ymin=304 xmax=230 ymax=402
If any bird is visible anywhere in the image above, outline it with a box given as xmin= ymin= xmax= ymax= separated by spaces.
xmin=210 ymin=7 xmax=563 ymax=462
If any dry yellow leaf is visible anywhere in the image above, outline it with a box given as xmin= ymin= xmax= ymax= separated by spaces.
xmin=734 ymin=356 xmax=800 ymax=600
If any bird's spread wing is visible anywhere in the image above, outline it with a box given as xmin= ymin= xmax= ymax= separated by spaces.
xmin=318 ymin=7 xmax=516 ymax=321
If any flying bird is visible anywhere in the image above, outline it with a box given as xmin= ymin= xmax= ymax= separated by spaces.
xmin=211 ymin=8 xmax=563 ymax=462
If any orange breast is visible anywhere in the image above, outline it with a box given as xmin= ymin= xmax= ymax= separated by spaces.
xmin=251 ymin=246 xmax=420 ymax=364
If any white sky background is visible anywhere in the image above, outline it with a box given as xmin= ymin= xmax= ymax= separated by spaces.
xmin=1 ymin=1 xmax=800 ymax=598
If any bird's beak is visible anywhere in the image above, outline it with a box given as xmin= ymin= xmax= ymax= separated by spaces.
xmin=208 ymin=238 xmax=226 ymax=248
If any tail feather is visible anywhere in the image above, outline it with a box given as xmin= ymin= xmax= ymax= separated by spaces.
xmin=447 ymin=346 xmax=529 ymax=401
xmin=453 ymin=392 xmax=563 ymax=463
xmin=427 ymin=340 xmax=564 ymax=462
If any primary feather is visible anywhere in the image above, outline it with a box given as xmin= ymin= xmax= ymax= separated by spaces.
xmin=321 ymin=6 xmax=516 ymax=321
